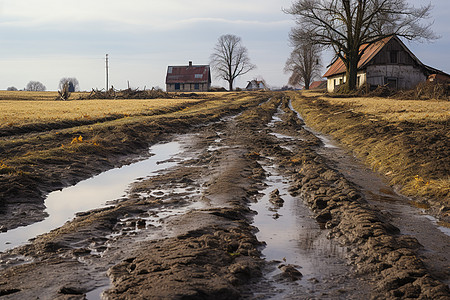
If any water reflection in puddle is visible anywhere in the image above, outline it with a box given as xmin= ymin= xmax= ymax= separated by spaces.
xmin=85 ymin=285 xmax=108 ymax=300
xmin=250 ymin=160 xmax=349 ymax=297
xmin=269 ymin=132 xmax=295 ymax=140
xmin=0 ymin=141 xmax=183 ymax=252
xmin=248 ymin=105 xmax=363 ymax=298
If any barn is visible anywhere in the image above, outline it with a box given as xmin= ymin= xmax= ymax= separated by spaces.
xmin=323 ymin=35 xmax=448 ymax=92
xmin=165 ymin=61 xmax=211 ymax=92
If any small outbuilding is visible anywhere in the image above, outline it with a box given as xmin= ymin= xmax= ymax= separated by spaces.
xmin=323 ymin=35 xmax=449 ymax=92
xmin=165 ymin=61 xmax=211 ymax=92
xmin=246 ymin=80 xmax=267 ymax=91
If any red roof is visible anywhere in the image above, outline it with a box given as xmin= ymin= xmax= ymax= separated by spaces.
xmin=323 ymin=36 xmax=395 ymax=78
xmin=166 ymin=64 xmax=211 ymax=84
xmin=309 ymin=80 xmax=327 ymax=89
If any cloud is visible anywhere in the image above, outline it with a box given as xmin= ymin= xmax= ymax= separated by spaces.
xmin=0 ymin=0 xmax=292 ymax=30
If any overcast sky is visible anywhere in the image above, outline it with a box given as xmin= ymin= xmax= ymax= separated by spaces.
xmin=0 ymin=0 xmax=448 ymax=91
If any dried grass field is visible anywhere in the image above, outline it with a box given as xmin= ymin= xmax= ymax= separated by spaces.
xmin=0 ymin=91 xmax=202 ymax=128
xmin=323 ymin=96 xmax=449 ymax=123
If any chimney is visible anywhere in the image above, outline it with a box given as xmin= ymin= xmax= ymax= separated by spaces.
xmin=189 ymin=61 xmax=192 ymax=67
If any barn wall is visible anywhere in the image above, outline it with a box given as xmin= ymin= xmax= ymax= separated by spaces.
xmin=366 ymin=65 xmax=426 ymax=89
xmin=166 ymin=83 xmax=210 ymax=92
xmin=327 ymin=70 xmax=368 ymax=92
xmin=327 ymin=75 xmax=344 ymax=92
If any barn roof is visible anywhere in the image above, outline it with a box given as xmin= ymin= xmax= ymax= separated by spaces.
xmin=166 ymin=62 xmax=211 ymax=84
xmin=323 ymin=35 xmax=424 ymax=78
xmin=309 ymin=80 xmax=327 ymax=90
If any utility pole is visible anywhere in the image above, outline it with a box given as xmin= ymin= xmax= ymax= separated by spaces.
xmin=105 ymin=54 xmax=109 ymax=91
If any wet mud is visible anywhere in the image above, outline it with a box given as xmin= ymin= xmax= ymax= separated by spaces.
xmin=0 ymin=94 xmax=449 ymax=299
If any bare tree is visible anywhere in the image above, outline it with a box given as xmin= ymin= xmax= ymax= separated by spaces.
xmin=285 ymin=0 xmax=437 ymax=92
xmin=59 ymin=77 xmax=79 ymax=92
xmin=25 ymin=81 xmax=46 ymax=91
xmin=210 ymin=34 xmax=256 ymax=91
xmin=284 ymin=41 xmax=322 ymax=89
xmin=6 ymin=86 xmax=18 ymax=91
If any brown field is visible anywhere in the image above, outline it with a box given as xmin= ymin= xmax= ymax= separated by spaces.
xmin=0 ymin=91 xmax=207 ymax=128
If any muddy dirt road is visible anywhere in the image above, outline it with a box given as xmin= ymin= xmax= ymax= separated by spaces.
xmin=0 ymin=95 xmax=449 ymax=299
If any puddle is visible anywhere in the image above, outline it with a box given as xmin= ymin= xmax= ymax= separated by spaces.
xmin=110 ymin=200 xmax=206 ymax=240
xmin=268 ymin=108 xmax=284 ymax=128
xmin=85 ymin=284 xmax=108 ymax=300
xmin=252 ymin=107 xmax=363 ymax=297
xmin=207 ymin=137 xmax=225 ymax=152
xmin=249 ymin=160 xmax=360 ymax=298
xmin=423 ymin=215 xmax=450 ymax=236
xmin=269 ymin=132 xmax=295 ymax=140
xmin=0 ymin=141 xmax=186 ymax=252
xmin=0 ymin=254 xmax=34 ymax=269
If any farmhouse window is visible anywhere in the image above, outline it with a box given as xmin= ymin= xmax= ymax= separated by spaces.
xmin=390 ymin=51 xmax=398 ymax=64
xmin=195 ymin=74 xmax=203 ymax=79
xmin=175 ymin=83 xmax=180 ymax=90
xmin=385 ymin=77 xmax=398 ymax=89
xmin=194 ymin=83 xmax=200 ymax=90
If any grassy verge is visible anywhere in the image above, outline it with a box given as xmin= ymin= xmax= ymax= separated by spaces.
xmin=289 ymin=91 xmax=449 ymax=217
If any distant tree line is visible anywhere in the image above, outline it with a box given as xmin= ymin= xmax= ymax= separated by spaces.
xmin=26 ymin=81 xmax=46 ymax=91
xmin=5 ymin=77 xmax=79 ymax=92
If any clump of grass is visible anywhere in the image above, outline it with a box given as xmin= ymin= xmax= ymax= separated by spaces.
xmin=0 ymin=161 xmax=15 ymax=175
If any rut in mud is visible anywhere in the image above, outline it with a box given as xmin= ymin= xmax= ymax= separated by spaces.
xmin=0 ymin=95 xmax=449 ymax=299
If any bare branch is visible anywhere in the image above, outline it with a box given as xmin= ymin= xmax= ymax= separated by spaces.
xmin=285 ymin=38 xmax=323 ymax=89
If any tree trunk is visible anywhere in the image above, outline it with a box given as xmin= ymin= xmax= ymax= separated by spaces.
xmin=304 ymin=81 xmax=310 ymax=90
xmin=346 ymin=53 xmax=359 ymax=91
xmin=228 ymin=80 xmax=233 ymax=91
xmin=304 ymin=74 xmax=311 ymax=90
